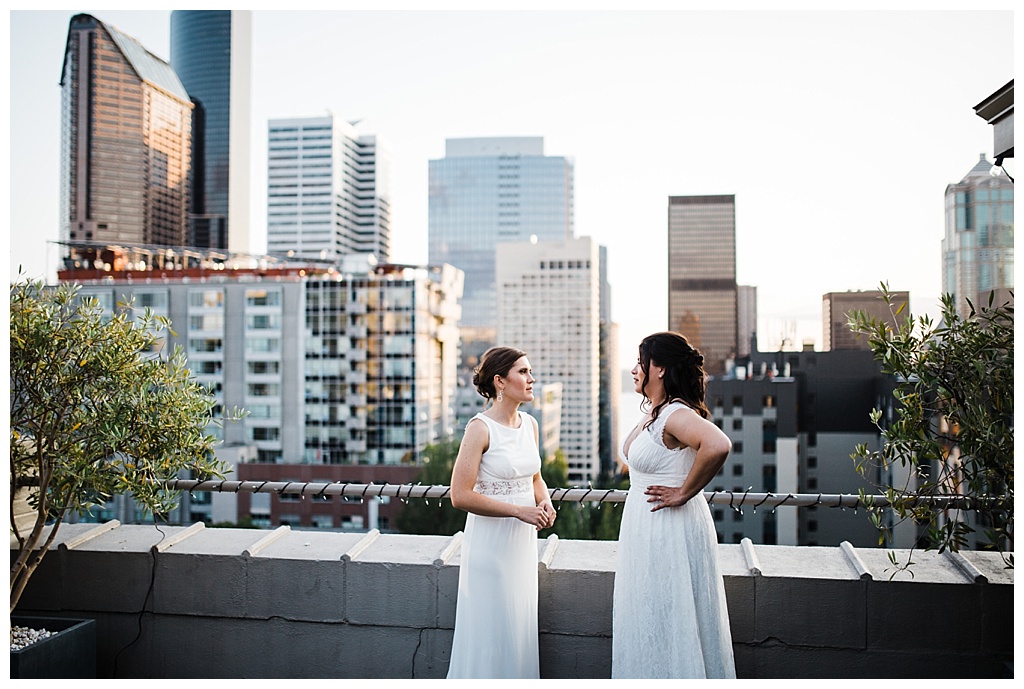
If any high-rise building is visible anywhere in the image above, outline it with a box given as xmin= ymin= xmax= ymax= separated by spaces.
xmin=429 ymin=137 xmax=574 ymax=330
xmin=60 ymin=14 xmax=193 ymax=254
xmin=598 ymin=245 xmax=620 ymax=477
xmin=170 ymin=10 xmax=252 ymax=253
xmin=60 ymin=246 xmax=463 ymax=528
xmin=497 ymin=237 xmax=600 ymax=483
xmin=737 ymin=284 xmax=758 ymax=359
xmin=822 ymin=290 xmax=910 ymax=351
xmin=62 ymin=252 xmax=461 ymax=466
xmin=667 ymin=195 xmax=738 ymax=375
xmin=267 ymin=115 xmax=391 ymax=262
xmin=942 ymin=153 xmax=1014 ymax=317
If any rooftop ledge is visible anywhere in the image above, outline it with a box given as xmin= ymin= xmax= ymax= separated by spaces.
xmin=12 ymin=522 xmax=1014 ymax=679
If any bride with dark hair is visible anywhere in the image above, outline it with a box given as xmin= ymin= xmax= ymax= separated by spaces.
xmin=613 ymin=331 xmax=736 ymax=678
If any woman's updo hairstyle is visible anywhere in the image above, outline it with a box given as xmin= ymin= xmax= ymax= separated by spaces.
xmin=473 ymin=346 xmax=527 ymax=402
xmin=638 ymin=331 xmax=710 ymax=428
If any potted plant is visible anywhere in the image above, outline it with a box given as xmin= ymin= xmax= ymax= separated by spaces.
xmin=9 ymin=276 xmax=233 ymax=674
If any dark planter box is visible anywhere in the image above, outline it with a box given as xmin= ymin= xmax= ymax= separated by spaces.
xmin=10 ymin=616 xmax=97 ymax=679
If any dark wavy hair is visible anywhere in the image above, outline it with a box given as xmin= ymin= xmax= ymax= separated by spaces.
xmin=473 ymin=346 xmax=527 ymax=402
xmin=638 ymin=331 xmax=709 ymax=428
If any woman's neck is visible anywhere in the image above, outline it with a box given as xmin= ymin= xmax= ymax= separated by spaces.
xmin=486 ymin=400 xmax=521 ymax=427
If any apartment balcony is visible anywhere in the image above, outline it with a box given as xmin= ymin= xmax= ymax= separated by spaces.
xmin=11 ymin=521 xmax=1013 ymax=679
xmin=345 ymin=439 xmax=368 ymax=453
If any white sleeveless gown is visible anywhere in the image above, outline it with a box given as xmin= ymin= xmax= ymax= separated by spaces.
xmin=447 ymin=411 xmax=542 ymax=679
xmin=612 ymin=402 xmax=736 ymax=678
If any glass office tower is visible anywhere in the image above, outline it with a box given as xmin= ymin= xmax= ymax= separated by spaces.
xmin=60 ymin=14 xmax=193 ymax=253
xmin=942 ymin=154 xmax=1014 ymax=318
xmin=667 ymin=194 xmax=738 ymax=376
xmin=170 ymin=10 xmax=252 ymax=253
xmin=428 ymin=137 xmax=574 ymax=329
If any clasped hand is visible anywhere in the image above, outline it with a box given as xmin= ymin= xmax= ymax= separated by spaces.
xmin=644 ymin=485 xmax=687 ymax=512
xmin=518 ymin=502 xmax=557 ymax=530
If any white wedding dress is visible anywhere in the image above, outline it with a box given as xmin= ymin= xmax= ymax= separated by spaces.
xmin=447 ymin=411 xmax=542 ymax=679
xmin=612 ymin=402 xmax=736 ymax=678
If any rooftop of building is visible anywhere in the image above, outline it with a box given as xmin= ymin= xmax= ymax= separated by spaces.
xmin=13 ymin=520 xmax=1013 ymax=679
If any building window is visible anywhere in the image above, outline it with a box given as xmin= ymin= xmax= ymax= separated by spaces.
xmin=808 ymin=456 xmax=817 ymax=468
xmin=732 ymin=418 xmax=742 ymax=431
xmin=713 ymin=509 xmax=724 ymax=522
xmin=247 ymin=288 xmax=282 ymax=307
xmin=189 ymin=289 xmax=223 ymax=308
xmin=762 ymin=395 xmax=775 ymax=408
xmin=733 ymin=442 xmax=743 ymax=454
xmin=807 ymin=477 xmax=818 ymax=490
xmin=762 ymin=418 xmax=777 ymax=453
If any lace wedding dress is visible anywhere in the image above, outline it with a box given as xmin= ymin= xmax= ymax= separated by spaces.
xmin=612 ymin=401 xmax=736 ymax=678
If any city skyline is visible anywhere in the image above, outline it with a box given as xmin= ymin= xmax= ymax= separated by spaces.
xmin=7 ymin=9 xmax=1015 ymax=369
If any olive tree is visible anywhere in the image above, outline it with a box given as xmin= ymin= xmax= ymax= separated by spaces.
xmin=849 ymin=283 xmax=1013 ymax=571
xmin=10 ymin=277 xmax=231 ymax=612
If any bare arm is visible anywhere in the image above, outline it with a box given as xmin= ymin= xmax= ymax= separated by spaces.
xmin=645 ymin=406 xmax=731 ymax=511
xmin=450 ymin=418 xmax=554 ymax=528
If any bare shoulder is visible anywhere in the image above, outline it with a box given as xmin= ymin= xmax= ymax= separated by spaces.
xmin=461 ymin=417 xmax=490 ymax=453
xmin=664 ymin=402 xmax=729 ymax=450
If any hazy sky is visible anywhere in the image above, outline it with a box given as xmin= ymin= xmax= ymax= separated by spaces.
xmin=5 ymin=8 xmax=1016 ymax=369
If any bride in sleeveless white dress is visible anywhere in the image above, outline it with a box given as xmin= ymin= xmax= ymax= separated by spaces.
xmin=613 ymin=333 xmax=736 ymax=679
xmin=446 ymin=347 xmax=557 ymax=679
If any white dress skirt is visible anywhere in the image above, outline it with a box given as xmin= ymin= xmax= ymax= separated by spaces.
xmin=447 ymin=412 xmax=542 ymax=679
xmin=612 ymin=402 xmax=736 ymax=679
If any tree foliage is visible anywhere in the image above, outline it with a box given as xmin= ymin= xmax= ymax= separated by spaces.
xmin=394 ymin=439 xmax=467 ymax=535
xmin=9 ymin=277 xmax=230 ymax=612
xmin=540 ymin=450 xmax=626 ymax=540
xmin=848 ymin=283 xmax=1013 ymax=570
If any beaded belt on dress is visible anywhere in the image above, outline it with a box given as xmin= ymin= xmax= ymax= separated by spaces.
xmin=475 ymin=477 xmax=532 ymax=496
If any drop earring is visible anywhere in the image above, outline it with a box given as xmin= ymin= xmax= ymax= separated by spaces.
xmin=497 ymin=389 xmax=504 ymax=402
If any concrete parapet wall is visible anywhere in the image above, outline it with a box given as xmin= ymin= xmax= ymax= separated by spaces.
xmin=12 ymin=523 xmax=1013 ymax=678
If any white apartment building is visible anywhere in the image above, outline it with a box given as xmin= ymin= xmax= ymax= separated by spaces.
xmin=267 ymin=115 xmax=391 ymax=262
xmin=497 ymin=237 xmax=600 ymax=483
xmin=67 ymin=249 xmax=462 ymax=523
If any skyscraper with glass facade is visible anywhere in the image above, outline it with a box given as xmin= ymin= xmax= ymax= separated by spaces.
xmin=667 ymin=195 xmax=738 ymax=375
xmin=942 ymin=154 xmax=1014 ymax=317
xmin=428 ymin=137 xmax=574 ymax=330
xmin=267 ymin=116 xmax=391 ymax=262
xmin=170 ymin=10 xmax=252 ymax=253
xmin=60 ymin=14 xmax=193 ymax=253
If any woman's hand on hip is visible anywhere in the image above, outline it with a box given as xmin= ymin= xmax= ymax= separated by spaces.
xmin=644 ymin=484 xmax=688 ymax=512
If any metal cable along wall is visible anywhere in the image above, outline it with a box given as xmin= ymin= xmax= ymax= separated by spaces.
xmin=163 ymin=479 xmax=999 ymax=513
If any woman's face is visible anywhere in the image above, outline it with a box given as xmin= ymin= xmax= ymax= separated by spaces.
xmin=632 ymin=354 xmax=664 ymax=400
xmin=498 ymin=356 xmax=535 ymax=403
xmin=630 ymin=357 xmax=646 ymax=395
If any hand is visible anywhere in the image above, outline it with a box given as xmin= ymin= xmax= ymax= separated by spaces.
xmin=517 ymin=504 xmax=556 ymax=530
xmin=644 ymin=485 xmax=688 ymax=512
xmin=538 ymin=500 xmax=557 ymax=530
